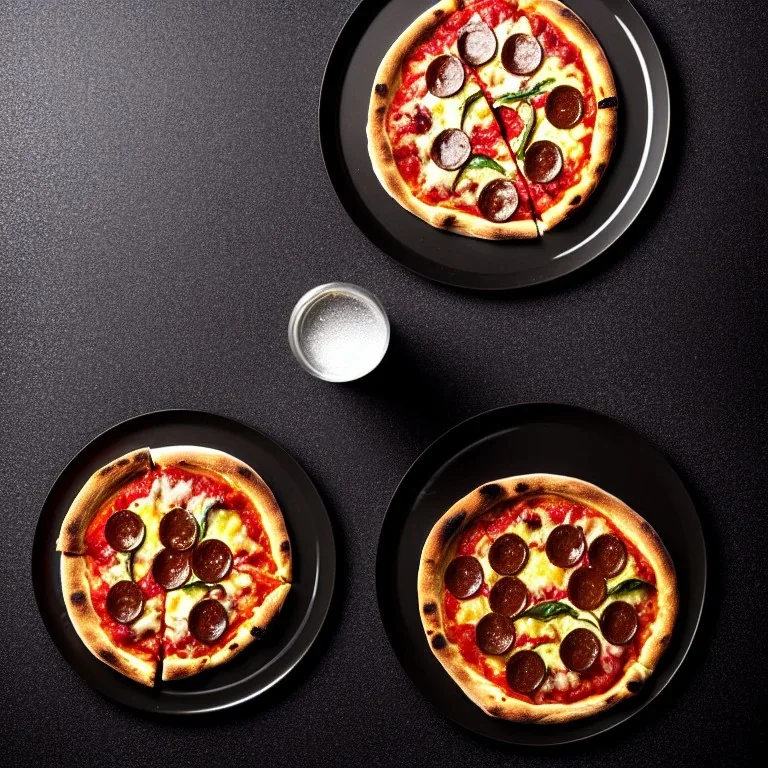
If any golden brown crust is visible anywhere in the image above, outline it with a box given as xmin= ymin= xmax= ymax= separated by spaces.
xmin=418 ymin=473 xmax=678 ymax=723
xmin=161 ymin=583 xmax=291 ymax=681
xmin=56 ymin=448 xmax=154 ymax=554
xmin=522 ymin=0 xmax=618 ymax=230
xmin=367 ymin=0 xmax=538 ymax=240
xmin=60 ymin=554 xmax=157 ymax=686
xmin=150 ymin=446 xmax=292 ymax=582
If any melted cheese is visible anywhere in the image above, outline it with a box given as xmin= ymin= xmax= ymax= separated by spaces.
xmin=205 ymin=507 xmax=260 ymax=556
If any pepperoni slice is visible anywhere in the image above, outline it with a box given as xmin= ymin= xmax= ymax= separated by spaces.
xmin=106 ymin=580 xmax=144 ymax=624
xmin=489 ymin=576 xmax=529 ymax=617
xmin=501 ymin=33 xmax=543 ymax=75
xmin=524 ymin=141 xmax=563 ymax=183
xmin=425 ymin=55 xmax=465 ymax=98
xmin=567 ymin=566 xmax=607 ymax=610
xmin=458 ymin=21 xmax=497 ymax=66
xmin=588 ymin=534 xmax=628 ymax=578
xmin=545 ymin=85 xmax=584 ymax=129
xmin=601 ymin=601 xmax=638 ymax=645
xmin=545 ymin=524 xmax=585 ymax=568
xmin=188 ymin=599 xmax=228 ymax=644
xmin=475 ymin=612 xmax=516 ymax=655
xmin=430 ymin=129 xmax=471 ymax=171
xmin=159 ymin=508 xmax=198 ymax=551
xmin=152 ymin=548 xmax=192 ymax=590
xmin=559 ymin=628 xmax=601 ymax=672
xmin=506 ymin=650 xmax=546 ymax=694
xmin=104 ymin=510 xmax=145 ymax=552
xmin=477 ymin=179 xmax=519 ymax=223
xmin=192 ymin=539 xmax=234 ymax=583
xmin=444 ymin=556 xmax=484 ymax=599
xmin=488 ymin=533 xmax=528 ymax=575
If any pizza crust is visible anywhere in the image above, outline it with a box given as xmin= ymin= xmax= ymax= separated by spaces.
xmin=150 ymin=446 xmax=292 ymax=582
xmin=521 ymin=0 xmax=618 ymax=230
xmin=367 ymin=0 xmax=538 ymax=240
xmin=161 ymin=583 xmax=291 ymax=681
xmin=418 ymin=473 xmax=678 ymax=723
xmin=56 ymin=447 xmax=154 ymax=554
xmin=60 ymin=554 xmax=157 ymax=686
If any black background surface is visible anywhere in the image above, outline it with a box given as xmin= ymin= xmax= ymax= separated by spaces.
xmin=1 ymin=0 xmax=766 ymax=765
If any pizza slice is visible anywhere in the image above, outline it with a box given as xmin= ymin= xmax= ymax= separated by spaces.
xmin=464 ymin=0 xmax=618 ymax=230
xmin=368 ymin=0 xmax=538 ymax=239
xmin=58 ymin=448 xmax=166 ymax=686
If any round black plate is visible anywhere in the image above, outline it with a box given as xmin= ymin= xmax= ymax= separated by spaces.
xmin=33 ymin=410 xmax=336 ymax=714
xmin=376 ymin=403 xmax=705 ymax=745
xmin=320 ymin=0 xmax=669 ymax=289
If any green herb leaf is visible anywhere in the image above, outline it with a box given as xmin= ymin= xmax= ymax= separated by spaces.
xmin=460 ymin=90 xmax=484 ymax=130
xmin=199 ymin=498 xmax=221 ymax=540
xmin=607 ymin=578 xmax=655 ymax=597
xmin=176 ymin=581 xmax=217 ymax=592
xmin=510 ymin=100 xmax=536 ymax=161
xmin=452 ymin=154 xmax=506 ymax=190
xmin=519 ymin=600 xmax=578 ymax=621
xmin=493 ymin=78 xmax=556 ymax=107
xmin=519 ymin=600 xmax=601 ymax=630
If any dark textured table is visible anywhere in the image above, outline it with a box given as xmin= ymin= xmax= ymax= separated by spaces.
xmin=2 ymin=0 xmax=766 ymax=764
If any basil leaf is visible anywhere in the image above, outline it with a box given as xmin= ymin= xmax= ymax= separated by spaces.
xmin=177 ymin=581 xmax=217 ymax=592
xmin=199 ymin=499 xmax=221 ymax=540
xmin=460 ymin=90 xmax=484 ymax=130
xmin=493 ymin=78 xmax=556 ymax=107
xmin=452 ymin=154 xmax=506 ymax=191
xmin=607 ymin=578 xmax=655 ymax=597
xmin=511 ymin=100 xmax=536 ymax=161
xmin=519 ymin=600 xmax=578 ymax=621
xmin=519 ymin=600 xmax=601 ymax=630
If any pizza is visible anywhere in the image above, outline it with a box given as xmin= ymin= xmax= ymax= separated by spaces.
xmin=56 ymin=446 xmax=291 ymax=686
xmin=367 ymin=0 xmax=617 ymax=238
xmin=418 ymin=474 xmax=677 ymax=723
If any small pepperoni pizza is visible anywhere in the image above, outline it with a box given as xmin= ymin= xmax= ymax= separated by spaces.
xmin=418 ymin=474 xmax=677 ymax=723
xmin=367 ymin=0 xmax=617 ymax=238
xmin=57 ymin=446 xmax=291 ymax=686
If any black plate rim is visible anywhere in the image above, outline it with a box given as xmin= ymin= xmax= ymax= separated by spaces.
xmin=319 ymin=0 xmax=671 ymax=290
xmin=376 ymin=402 xmax=706 ymax=745
xmin=33 ymin=408 xmax=336 ymax=715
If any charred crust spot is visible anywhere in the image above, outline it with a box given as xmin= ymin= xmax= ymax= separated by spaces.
xmin=66 ymin=522 xmax=80 ymax=535
xmin=442 ymin=215 xmax=457 ymax=228
xmin=70 ymin=591 xmax=86 ymax=605
xmin=627 ymin=680 xmax=642 ymax=693
xmin=598 ymin=96 xmax=618 ymax=109
xmin=434 ymin=9 xmax=444 ymax=18
xmin=99 ymin=464 xmax=114 ymax=476
xmin=236 ymin=466 xmax=254 ymax=479
xmin=480 ymin=483 xmax=503 ymax=499
xmin=524 ymin=518 xmax=542 ymax=530
xmin=514 ymin=482 xmax=529 ymax=493
xmin=441 ymin=512 xmax=466 ymax=544
xmin=375 ymin=83 xmax=388 ymax=97
xmin=659 ymin=634 xmax=671 ymax=648
xmin=280 ymin=540 xmax=290 ymax=553
xmin=487 ymin=706 xmax=503 ymax=717
xmin=250 ymin=627 xmax=265 ymax=639
xmin=596 ymin=162 xmax=606 ymax=177
xmin=117 ymin=458 xmax=130 ymax=467
xmin=641 ymin=521 xmax=652 ymax=534
xmin=423 ymin=602 xmax=437 ymax=615
xmin=229 ymin=643 xmax=238 ymax=650
xmin=570 ymin=195 xmax=582 ymax=205
xmin=376 ymin=106 xmax=386 ymax=117
xmin=560 ymin=8 xmax=576 ymax=19
xmin=432 ymin=634 xmax=447 ymax=650
xmin=99 ymin=649 xmax=118 ymax=664
xmin=427 ymin=630 xmax=433 ymax=635
xmin=606 ymin=695 xmax=616 ymax=704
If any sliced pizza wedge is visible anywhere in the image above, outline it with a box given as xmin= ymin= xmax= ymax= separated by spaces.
xmin=368 ymin=0 xmax=538 ymax=239
xmin=465 ymin=0 xmax=618 ymax=230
